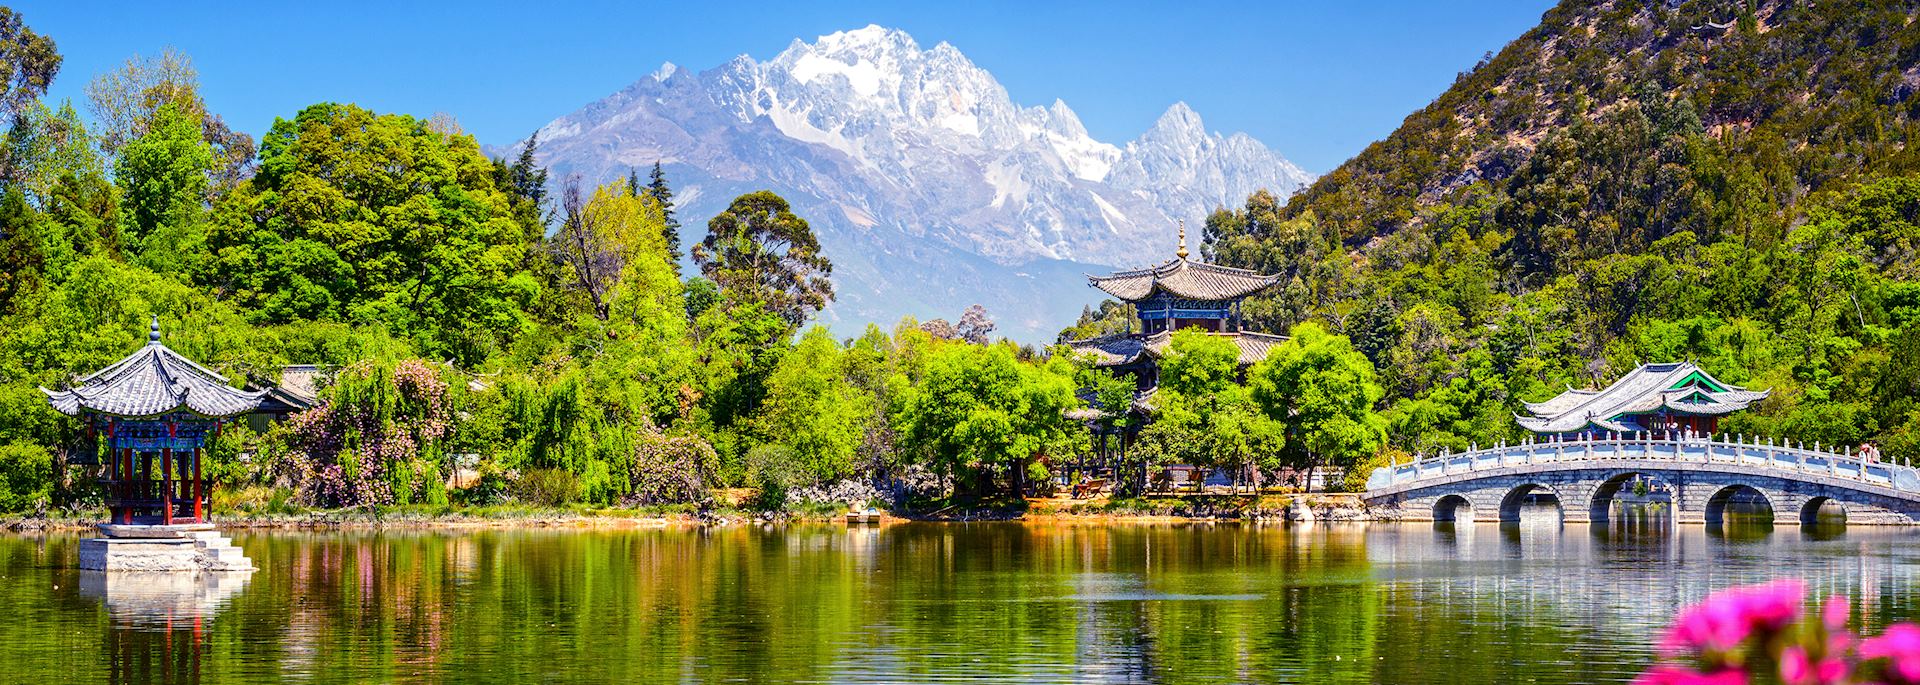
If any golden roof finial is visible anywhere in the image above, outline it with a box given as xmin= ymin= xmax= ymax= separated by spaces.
xmin=1176 ymin=219 xmax=1189 ymax=260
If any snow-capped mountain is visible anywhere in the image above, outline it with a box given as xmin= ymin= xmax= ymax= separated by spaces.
xmin=520 ymin=25 xmax=1313 ymax=340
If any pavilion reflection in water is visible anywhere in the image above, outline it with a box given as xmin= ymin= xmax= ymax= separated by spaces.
xmin=81 ymin=570 xmax=254 ymax=684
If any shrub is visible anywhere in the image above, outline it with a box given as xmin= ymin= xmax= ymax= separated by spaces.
xmin=513 ymin=468 xmax=578 ymax=507
xmin=0 ymin=442 xmax=52 ymax=513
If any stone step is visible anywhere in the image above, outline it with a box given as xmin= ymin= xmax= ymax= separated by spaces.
xmin=201 ymin=546 xmax=247 ymax=561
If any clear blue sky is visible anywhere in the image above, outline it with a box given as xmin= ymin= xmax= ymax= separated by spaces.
xmin=15 ymin=1 xmax=1554 ymax=173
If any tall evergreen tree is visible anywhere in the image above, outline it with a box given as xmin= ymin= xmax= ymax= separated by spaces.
xmin=644 ymin=161 xmax=681 ymax=262
xmin=507 ymin=131 xmax=547 ymax=209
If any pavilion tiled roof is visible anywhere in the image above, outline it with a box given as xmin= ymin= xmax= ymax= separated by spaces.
xmin=1087 ymin=257 xmax=1281 ymax=302
xmin=1066 ymin=331 xmax=1288 ymax=368
xmin=1515 ymin=361 xmax=1770 ymax=434
xmin=42 ymin=319 xmax=268 ymax=419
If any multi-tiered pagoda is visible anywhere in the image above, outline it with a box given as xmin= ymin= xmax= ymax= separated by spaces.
xmin=1067 ymin=224 xmax=1287 ymax=392
xmin=1065 ymin=222 xmax=1287 ymax=465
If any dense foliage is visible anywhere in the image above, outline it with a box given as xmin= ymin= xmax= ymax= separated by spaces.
xmin=1187 ymin=0 xmax=1920 ymax=464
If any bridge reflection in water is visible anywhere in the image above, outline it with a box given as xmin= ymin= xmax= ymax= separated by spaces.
xmin=1365 ymin=434 xmax=1920 ymax=527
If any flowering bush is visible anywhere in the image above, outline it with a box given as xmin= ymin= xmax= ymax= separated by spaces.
xmin=287 ymin=359 xmax=453 ymax=508
xmin=1639 ymin=579 xmax=1920 ymax=684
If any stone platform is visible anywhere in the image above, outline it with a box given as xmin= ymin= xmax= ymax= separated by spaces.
xmin=79 ymin=524 xmax=255 ymax=572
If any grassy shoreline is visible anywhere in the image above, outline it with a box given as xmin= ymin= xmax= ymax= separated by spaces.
xmin=1 ymin=493 xmax=1375 ymax=532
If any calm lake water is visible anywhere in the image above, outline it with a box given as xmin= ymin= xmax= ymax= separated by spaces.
xmin=4 ymin=516 xmax=1920 ymax=684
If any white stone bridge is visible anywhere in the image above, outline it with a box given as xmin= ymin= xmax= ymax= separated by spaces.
xmin=1364 ymin=434 xmax=1920 ymax=526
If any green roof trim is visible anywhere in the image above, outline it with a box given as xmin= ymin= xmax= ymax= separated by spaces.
xmin=1669 ymin=370 xmax=1729 ymax=393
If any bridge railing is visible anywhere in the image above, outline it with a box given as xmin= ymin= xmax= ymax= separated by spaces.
xmin=1365 ymin=432 xmax=1920 ymax=493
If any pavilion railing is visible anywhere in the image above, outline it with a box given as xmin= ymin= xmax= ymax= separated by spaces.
xmin=1365 ymin=432 xmax=1920 ymax=493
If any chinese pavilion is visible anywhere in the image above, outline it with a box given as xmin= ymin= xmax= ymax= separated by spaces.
xmin=1064 ymin=224 xmax=1287 ymax=475
xmin=1516 ymin=361 xmax=1770 ymax=438
xmin=1066 ymin=222 xmax=1287 ymax=391
xmin=43 ymin=318 xmax=262 ymax=571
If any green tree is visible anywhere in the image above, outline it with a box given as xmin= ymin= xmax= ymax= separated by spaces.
xmin=893 ymin=342 xmax=1079 ymax=498
xmin=85 ymin=48 xmax=252 ymax=194
xmin=0 ymin=441 xmax=50 ymax=512
xmin=694 ymin=190 xmax=833 ymax=329
xmin=644 ymin=161 xmax=681 ymax=265
xmin=1251 ymin=323 xmax=1386 ymax=491
xmin=1136 ymin=330 xmax=1283 ymax=492
xmin=755 ymin=327 xmax=873 ymax=485
xmin=551 ymin=179 xmax=668 ymax=321
xmin=0 ymin=8 xmax=60 ymax=139
xmin=113 ymin=103 xmax=211 ymax=270
xmin=208 ymin=102 xmax=535 ymax=365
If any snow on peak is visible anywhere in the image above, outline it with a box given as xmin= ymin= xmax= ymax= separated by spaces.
xmin=1147 ymin=101 xmax=1206 ymax=140
xmin=815 ymin=24 xmax=915 ymax=54
xmin=789 ymin=50 xmax=887 ymax=97
xmin=651 ymin=61 xmax=679 ymax=82
xmin=525 ymin=24 xmax=1312 ymax=287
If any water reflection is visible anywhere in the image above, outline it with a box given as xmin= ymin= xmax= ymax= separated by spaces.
xmin=77 ymin=571 xmax=254 ymax=685
xmin=81 ymin=571 xmax=255 ymax=629
xmin=4 ymin=523 xmax=1920 ymax=684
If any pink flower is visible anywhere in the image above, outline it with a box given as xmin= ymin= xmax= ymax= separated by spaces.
xmin=1825 ymin=596 xmax=1850 ymax=631
xmin=1862 ymin=624 xmax=1920 ymax=683
xmin=1662 ymin=580 xmax=1806 ymax=655
xmin=1781 ymin=646 xmax=1850 ymax=685
xmin=1633 ymin=666 xmax=1748 ymax=685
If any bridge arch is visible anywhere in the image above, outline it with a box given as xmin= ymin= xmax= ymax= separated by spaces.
xmin=1499 ymin=483 xmax=1562 ymax=523
xmin=1801 ymin=497 xmax=1846 ymax=527
xmin=1433 ymin=494 xmax=1473 ymax=522
xmin=1705 ymin=484 xmax=1775 ymax=526
xmin=1588 ymin=471 xmax=1676 ymax=524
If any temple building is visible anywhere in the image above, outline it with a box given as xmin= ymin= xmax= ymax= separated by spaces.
xmin=1067 ymin=223 xmax=1287 ymax=391
xmin=42 ymin=318 xmax=260 ymax=571
xmin=1517 ymin=361 xmax=1770 ymax=438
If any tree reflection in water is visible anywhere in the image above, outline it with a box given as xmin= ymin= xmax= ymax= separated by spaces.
xmin=3 ymin=523 xmax=1919 ymax=685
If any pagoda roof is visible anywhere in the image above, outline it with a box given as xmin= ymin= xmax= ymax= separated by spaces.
xmin=42 ymin=319 xmax=267 ymax=419
xmin=1087 ymin=257 xmax=1281 ymax=302
xmin=1066 ymin=330 xmax=1288 ymax=369
xmin=1515 ymin=362 xmax=1769 ymax=434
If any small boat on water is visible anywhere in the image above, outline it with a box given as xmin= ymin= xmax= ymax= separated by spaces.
xmin=845 ymin=508 xmax=884 ymax=524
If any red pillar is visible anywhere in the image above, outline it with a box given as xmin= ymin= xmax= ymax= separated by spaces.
xmin=192 ymin=448 xmax=203 ymax=522
xmin=161 ymin=446 xmax=173 ymax=526
xmin=119 ymin=447 xmax=133 ymax=524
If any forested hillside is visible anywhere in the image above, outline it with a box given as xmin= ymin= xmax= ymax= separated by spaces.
xmin=1202 ymin=0 xmax=1920 ymax=460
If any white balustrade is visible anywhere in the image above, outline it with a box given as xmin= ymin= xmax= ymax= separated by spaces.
xmin=1373 ymin=435 xmax=1915 ymax=494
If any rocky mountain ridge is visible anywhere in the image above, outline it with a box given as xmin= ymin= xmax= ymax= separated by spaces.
xmin=520 ymin=25 xmax=1313 ymax=339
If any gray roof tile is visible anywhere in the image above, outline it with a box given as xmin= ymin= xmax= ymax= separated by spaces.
xmin=1516 ymin=362 xmax=1769 ymax=434
xmin=1087 ymin=258 xmax=1281 ymax=301
xmin=42 ymin=321 xmax=267 ymax=418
